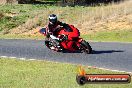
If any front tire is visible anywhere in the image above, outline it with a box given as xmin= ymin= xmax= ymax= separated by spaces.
xmin=80 ymin=40 xmax=92 ymax=54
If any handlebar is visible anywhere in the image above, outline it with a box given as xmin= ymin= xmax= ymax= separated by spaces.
xmin=50 ymin=35 xmax=60 ymax=40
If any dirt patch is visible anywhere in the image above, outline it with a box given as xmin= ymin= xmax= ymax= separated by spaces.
xmin=9 ymin=16 xmax=40 ymax=34
xmin=4 ymin=13 xmax=18 ymax=17
xmin=80 ymin=14 xmax=132 ymax=34
xmin=0 ymin=12 xmax=4 ymax=19
xmin=6 ymin=1 xmax=132 ymax=36
xmin=9 ymin=14 xmax=132 ymax=35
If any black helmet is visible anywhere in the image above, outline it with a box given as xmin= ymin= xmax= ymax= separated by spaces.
xmin=49 ymin=14 xmax=57 ymax=25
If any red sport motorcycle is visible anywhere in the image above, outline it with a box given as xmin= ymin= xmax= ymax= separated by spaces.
xmin=39 ymin=25 xmax=92 ymax=54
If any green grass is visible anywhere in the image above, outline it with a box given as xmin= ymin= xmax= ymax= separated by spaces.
xmin=0 ymin=4 xmax=49 ymax=31
xmin=0 ymin=2 xmax=131 ymax=32
xmin=0 ymin=30 xmax=132 ymax=43
xmin=0 ymin=58 xmax=131 ymax=88
xmin=0 ymin=3 xmax=132 ymax=42
xmin=0 ymin=34 xmax=43 ymax=39
xmin=81 ymin=30 xmax=132 ymax=42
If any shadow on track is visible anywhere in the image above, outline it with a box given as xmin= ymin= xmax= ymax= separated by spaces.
xmin=92 ymin=50 xmax=124 ymax=54
xmin=62 ymin=50 xmax=82 ymax=53
xmin=61 ymin=50 xmax=124 ymax=54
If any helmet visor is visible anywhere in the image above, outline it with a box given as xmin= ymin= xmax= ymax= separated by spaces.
xmin=49 ymin=19 xmax=57 ymax=23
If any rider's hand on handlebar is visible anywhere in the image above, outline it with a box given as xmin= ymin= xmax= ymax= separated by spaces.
xmin=64 ymin=35 xmax=68 ymax=41
xmin=46 ymin=32 xmax=52 ymax=38
xmin=46 ymin=33 xmax=50 ymax=38
xmin=60 ymin=35 xmax=68 ymax=42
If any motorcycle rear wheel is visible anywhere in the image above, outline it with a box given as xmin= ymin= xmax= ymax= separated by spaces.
xmin=45 ymin=40 xmax=63 ymax=52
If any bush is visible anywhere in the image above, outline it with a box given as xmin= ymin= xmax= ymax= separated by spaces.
xmin=18 ymin=0 xmax=35 ymax=4
xmin=6 ymin=0 xmax=17 ymax=3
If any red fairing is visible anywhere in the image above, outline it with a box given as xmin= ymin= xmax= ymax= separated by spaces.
xmin=57 ymin=25 xmax=80 ymax=40
xmin=40 ymin=24 xmax=89 ymax=52
xmin=78 ymin=38 xmax=83 ymax=43
xmin=61 ymin=40 xmax=76 ymax=51
xmin=68 ymin=25 xmax=80 ymax=40
xmin=56 ymin=25 xmax=81 ymax=51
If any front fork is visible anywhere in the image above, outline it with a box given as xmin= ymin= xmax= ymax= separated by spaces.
xmin=76 ymin=38 xmax=83 ymax=49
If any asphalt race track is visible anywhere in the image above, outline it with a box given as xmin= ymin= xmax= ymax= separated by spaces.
xmin=0 ymin=39 xmax=132 ymax=72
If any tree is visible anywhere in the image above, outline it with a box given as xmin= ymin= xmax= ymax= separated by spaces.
xmin=61 ymin=0 xmax=86 ymax=5
xmin=17 ymin=0 xmax=35 ymax=4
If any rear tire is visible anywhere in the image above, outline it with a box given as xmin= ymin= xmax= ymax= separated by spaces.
xmin=80 ymin=40 xmax=92 ymax=54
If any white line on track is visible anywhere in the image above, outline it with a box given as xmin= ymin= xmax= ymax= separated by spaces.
xmin=95 ymin=67 xmax=132 ymax=74
xmin=0 ymin=56 xmax=8 ymax=58
xmin=28 ymin=59 xmax=36 ymax=61
xmin=10 ymin=57 xmax=17 ymax=59
xmin=19 ymin=58 xmax=26 ymax=60
xmin=0 ymin=55 xmax=131 ymax=74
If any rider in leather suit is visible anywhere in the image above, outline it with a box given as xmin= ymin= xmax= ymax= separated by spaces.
xmin=46 ymin=14 xmax=72 ymax=37
xmin=45 ymin=14 xmax=80 ymax=51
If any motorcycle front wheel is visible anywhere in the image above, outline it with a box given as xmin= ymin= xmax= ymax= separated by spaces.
xmin=80 ymin=40 xmax=92 ymax=54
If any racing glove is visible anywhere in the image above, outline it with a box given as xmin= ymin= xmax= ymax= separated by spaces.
xmin=46 ymin=33 xmax=50 ymax=38
xmin=61 ymin=35 xmax=68 ymax=42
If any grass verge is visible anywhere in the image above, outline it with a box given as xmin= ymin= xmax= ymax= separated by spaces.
xmin=0 ymin=34 xmax=43 ymax=39
xmin=0 ymin=58 xmax=131 ymax=88
xmin=0 ymin=29 xmax=132 ymax=43
xmin=81 ymin=30 xmax=132 ymax=43
xmin=0 ymin=1 xmax=132 ymax=36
